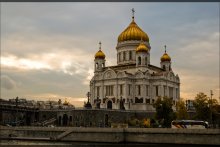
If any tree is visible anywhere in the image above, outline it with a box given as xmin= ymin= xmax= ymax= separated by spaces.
xmin=193 ymin=92 xmax=219 ymax=124
xmin=176 ymin=98 xmax=188 ymax=120
xmin=208 ymin=98 xmax=219 ymax=126
xmin=193 ymin=92 xmax=210 ymax=121
xmin=153 ymin=96 xmax=176 ymax=127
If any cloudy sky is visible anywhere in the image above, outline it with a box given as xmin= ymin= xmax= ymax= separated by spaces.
xmin=1 ymin=2 xmax=219 ymax=107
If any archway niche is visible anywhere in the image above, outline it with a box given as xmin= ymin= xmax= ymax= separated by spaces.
xmin=63 ymin=114 xmax=68 ymax=126
xmin=107 ymin=101 xmax=112 ymax=109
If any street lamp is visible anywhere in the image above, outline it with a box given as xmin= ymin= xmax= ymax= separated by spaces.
xmin=210 ymin=90 xmax=213 ymax=127
xmin=86 ymin=92 xmax=91 ymax=103
xmin=15 ymin=96 xmax=19 ymax=126
xmin=84 ymin=92 xmax=92 ymax=109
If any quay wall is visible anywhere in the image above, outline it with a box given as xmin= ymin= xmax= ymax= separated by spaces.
xmin=0 ymin=126 xmax=220 ymax=145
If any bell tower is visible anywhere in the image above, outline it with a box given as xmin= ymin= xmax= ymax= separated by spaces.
xmin=160 ymin=45 xmax=171 ymax=71
xmin=136 ymin=40 xmax=150 ymax=68
xmin=94 ymin=42 xmax=106 ymax=72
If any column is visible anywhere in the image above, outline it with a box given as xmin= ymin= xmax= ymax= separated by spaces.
xmin=125 ymin=81 xmax=128 ymax=100
xmin=101 ymin=81 xmax=104 ymax=99
xmin=158 ymin=85 xmax=162 ymax=97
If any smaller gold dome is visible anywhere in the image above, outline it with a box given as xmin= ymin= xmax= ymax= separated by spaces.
xmin=136 ymin=42 xmax=149 ymax=53
xmin=161 ymin=52 xmax=171 ymax=62
xmin=63 ymin=99 xmax=69 ymax=105
xmin=95 ymin=42 xmax=105 ymax=59
xmin=95 ymin=50 xmax=105 ymax=59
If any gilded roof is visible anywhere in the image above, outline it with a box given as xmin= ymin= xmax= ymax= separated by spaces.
xmin=161 ymin=52 xmax=171 ymax=62
xmin=136 ymin=42 xmax=149 ymax=53
xmin=118 ymin=20 xmax=149 ymax=43
xmin=95 ymin=50 xmax=105 ymax=59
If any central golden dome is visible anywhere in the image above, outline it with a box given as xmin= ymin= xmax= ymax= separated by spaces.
xmin=118 ymin=19 xmax=149 ymax=43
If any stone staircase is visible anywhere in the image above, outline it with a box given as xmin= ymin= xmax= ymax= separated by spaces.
xmin=31 ymin=117 xmax=56 ymax=126
xmin=55 ymin=128 xmax=75 ymax=140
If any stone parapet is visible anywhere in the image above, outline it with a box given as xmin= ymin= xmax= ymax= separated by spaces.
xmin=1 ymin=126 xmax=219 ymax=145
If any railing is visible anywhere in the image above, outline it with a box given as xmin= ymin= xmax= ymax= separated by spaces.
xmin=31 ymin=117 xmax=57 ymax=126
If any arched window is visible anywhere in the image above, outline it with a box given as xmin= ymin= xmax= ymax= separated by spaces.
xmin=163 ymin=65 xmax=166 ymax=70
xmin=138 ymin=85 xmax=141 ymax=95
xmin=119 ymin=52 xmax=121 ymax=62
xmin=138 ymin=57 xmax=141 ymax=65
xmin=96 ymin=63 xmax=98 ymax=69
xmin=123 ymin=52 xmax=126 ymax=61
xmin=129 ymin=51 xmax=132 ymax=60
xmin=145 ymin=57 xmax=148 ymax=65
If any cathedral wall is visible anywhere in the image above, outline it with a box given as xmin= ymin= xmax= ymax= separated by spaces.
xmin=56 ymin=109 xmax=155 ymax=127
xmin=91 ymin=73 xmax=180 ymax=111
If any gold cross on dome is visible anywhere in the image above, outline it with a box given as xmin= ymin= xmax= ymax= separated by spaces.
xmin=132 ymin=8 xmax=135 ymax=20
xmin=99 ymin=41 xmax=102 ymax=50
xmin=164 ymin=45 xmax=167 ymax=53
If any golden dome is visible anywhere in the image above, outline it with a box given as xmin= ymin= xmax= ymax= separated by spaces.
xmin=161 ymin=52 xmax=171 ymax=62
xmin=118 ymin=20 xmax=149 ymax=43
xmin=63 ymin=99 xmax=69 ymax=105
xmin=136 ymin=42 xmax=149 ymax=53
xmin=95 ymin=41 xmax=105 ymax=59
xmin=95 ymin=50 xmax=105 ymax=59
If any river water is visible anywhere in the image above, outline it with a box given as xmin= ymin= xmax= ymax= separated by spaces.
xmin=0 ymin=140 xmax=215 ymax=146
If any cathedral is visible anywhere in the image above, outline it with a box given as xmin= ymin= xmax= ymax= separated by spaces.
xmin=89 ymin=10 xmax=180 ymax=111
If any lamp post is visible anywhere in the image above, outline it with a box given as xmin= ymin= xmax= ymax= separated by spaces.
xmin=84 ymin=92 xmax=92 ymax=109
xmin=86 ymin=92 xmax=91 ymax=103
xmin=15 ymin=96 xmax=19 ymax=126
xmin=210 ymin=90 xmax=213 ymax=127
xmin=96 ymin=96 xmax=100 ymax=109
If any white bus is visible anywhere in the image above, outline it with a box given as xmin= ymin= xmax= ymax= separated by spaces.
xmin=171 ymin=120 xmax=209 ymax=129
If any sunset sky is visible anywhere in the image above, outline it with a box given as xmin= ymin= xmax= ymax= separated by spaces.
xmin=1 ymin=3 xmax=219 ymax=107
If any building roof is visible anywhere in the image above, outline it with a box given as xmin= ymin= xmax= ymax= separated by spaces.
xmin=103 ymin=63 xmax=165 ymax=76
xmin=118 ymin=18 xmax=149 ymax=43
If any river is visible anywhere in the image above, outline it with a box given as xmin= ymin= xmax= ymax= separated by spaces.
xmin=0 ymin=140 xmax=216 ymax=146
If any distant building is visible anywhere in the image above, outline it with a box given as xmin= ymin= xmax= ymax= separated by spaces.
xmin=90 ymin=10 xmax=180 ymax=111
xmin=1 ymin=97 xmax=74 ymax=110
xmin=186 ymin=100 xmax=195 ymax=111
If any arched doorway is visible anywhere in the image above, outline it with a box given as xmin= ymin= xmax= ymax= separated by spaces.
xmin=138 ymin=56 xmax=141 ymax=65
xmin=63 ymin=114 xmax=68 ymax=126
xmin=107 ymin=101 xmax=112 ymax=109
xmin=58 ymin=116 xmax=62 ymax=126
xmin=105 ymin=114 xmax=109 ymax=127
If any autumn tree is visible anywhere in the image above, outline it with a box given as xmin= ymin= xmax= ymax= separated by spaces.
xmin=193 ymin=92 xmax=219 ymax=124
xmin=153 ymin=96 xmax=176 ymax=127
xmin=193 ymin=92 xmax=210 ymax=121
xmin=176 ymin=98 xmax=188 ymax=120
xmin=208 ymin=98 xmax=219 ymax=126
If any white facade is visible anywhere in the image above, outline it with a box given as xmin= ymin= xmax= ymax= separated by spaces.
xmin=90 ymin=15 xmax=180 ymax=111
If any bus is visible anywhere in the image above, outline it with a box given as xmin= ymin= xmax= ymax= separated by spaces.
xmin=171 ymin=120 xmax=209 ymax=129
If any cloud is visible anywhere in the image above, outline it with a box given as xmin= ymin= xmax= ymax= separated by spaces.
xmin=23 ymin=93 xmax=87 ymax=107
xmin=1 ymin=3 xmax=219 ymax=105
xmin=1 ymin=75 xmax=17 ymax=90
